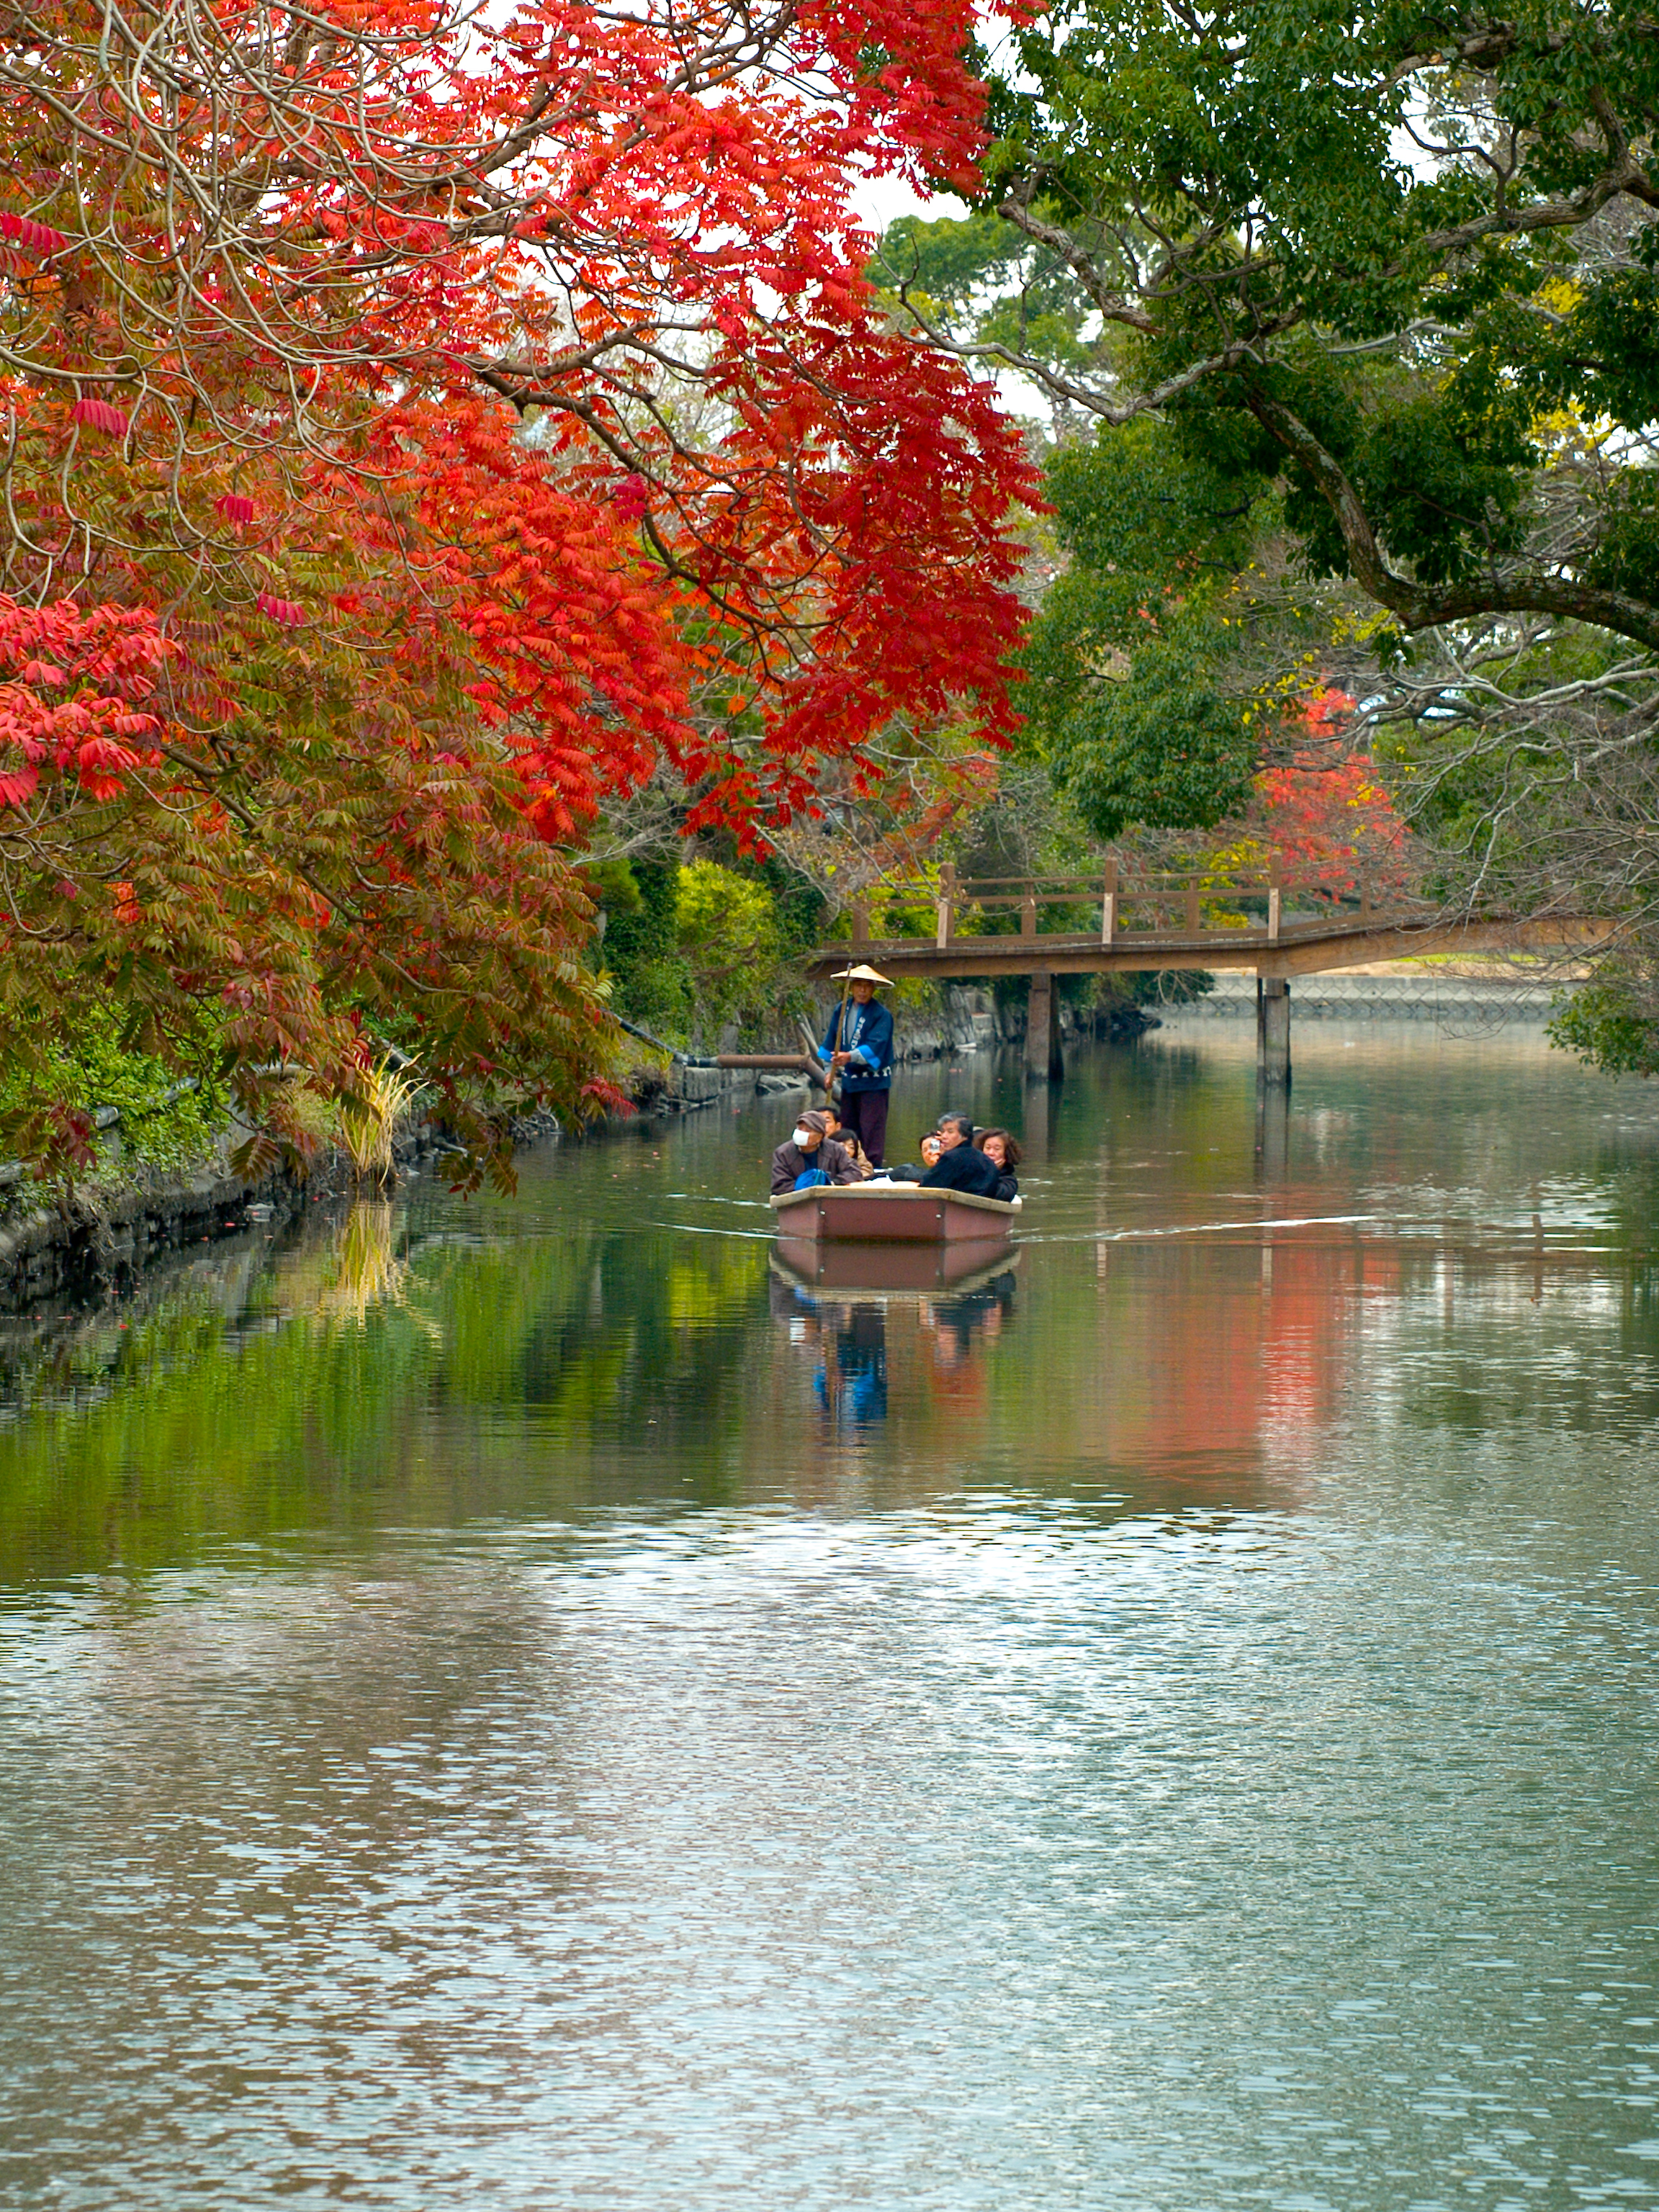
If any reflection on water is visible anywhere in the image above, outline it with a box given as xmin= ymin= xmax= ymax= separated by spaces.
xmin=6 ymin=1025 xmax=1659 ymax=2208
xmin=770 ymin=1261 xmax=1020 ymax=1435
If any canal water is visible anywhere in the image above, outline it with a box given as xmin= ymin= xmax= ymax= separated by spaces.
xmin=5 ymin=1023 xmax=1659 ymax=2211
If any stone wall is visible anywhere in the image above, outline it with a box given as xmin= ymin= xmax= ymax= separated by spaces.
xmin=1164 ymin=974 xmax=1565 ymax=1025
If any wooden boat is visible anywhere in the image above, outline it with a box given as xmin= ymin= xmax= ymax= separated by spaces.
xmin=773 ymin=1238 xmax=1020 ymax=1295
xmin=768 ymin=1182 xmax=1018 ymax=1246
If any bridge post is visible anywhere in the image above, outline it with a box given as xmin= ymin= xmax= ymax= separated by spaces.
xmin=1257 ymin=974 xmax=1291 ymax=1087
xmin=1101 ymin=858 xmax=1118 ymax=945
xmin=1255 ymin=1082 xmax=1289 ymax=1177
xmin=935 ymin=862 xmax=955 ymax=951
xmin=1025 ymin=970 xmax=1063 ymax=1082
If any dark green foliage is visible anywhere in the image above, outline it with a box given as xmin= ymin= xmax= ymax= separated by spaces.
xmin=1550 ymin=979 xmax=1659 ymax=1078
xmin=1025 ymin=421 xmax=1274 ymax=836
xmin=1059 ymin=970 xmax=1214 ymax=1017
xmin=886 ymin=0 xmax=1659 ymax=657
xmin=600 ymin=860 xmax=691 ymax=1036
xmin=875 ymin=0 xmax=1659 ymax=1035
xmin=1046 ymin=639 xmax=1258 ymax=839
xmin=875 ymin=207 xmax=1107 ymax=374
xmin=755 ymin=855 xmax=827 ymax=961
xmin=598 ymin=853 xmax=822 ymax=1048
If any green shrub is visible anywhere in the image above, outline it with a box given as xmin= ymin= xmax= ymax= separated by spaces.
xmin=0 ymin=999 xmax=229 ymax=1180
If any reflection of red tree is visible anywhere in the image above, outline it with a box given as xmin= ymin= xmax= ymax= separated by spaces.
xmin=920 ymin=1303 xmax=992 ymax=1411
xmin=1097 ymin=1228 xmax=1367 ymax=1490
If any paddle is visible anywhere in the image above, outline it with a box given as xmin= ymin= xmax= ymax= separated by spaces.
xmin=827 ymin=965 xmax=854 ymax=1112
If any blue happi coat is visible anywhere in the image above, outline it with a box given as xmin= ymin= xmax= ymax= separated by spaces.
xmin=818 ymin=997 xmax=894 ymax=1092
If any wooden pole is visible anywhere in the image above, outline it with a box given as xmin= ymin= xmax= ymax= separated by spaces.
xmin=1025 ymin=970 xmax=1056 ymax=1081
xmin=826 ymin=964 xmax=855 ymax=1118
xmin=1258 ymin=976 xmax=1291 ymax=1087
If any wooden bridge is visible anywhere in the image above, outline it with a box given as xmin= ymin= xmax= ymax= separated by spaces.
xmin=806 ymin=863 xmax=1614 ymax=1084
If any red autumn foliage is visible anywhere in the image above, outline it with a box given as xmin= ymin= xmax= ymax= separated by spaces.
xmin=254 ymin=593 xmax=305 ymax=630
xmin=1246 ymin=691 xmax=1417 ymax=899
xmin=69 ymin=397 xmax=127 ymax=439
xmin=0 ymin=0 xmax=1038 ymax=1177
xmin=0 ymin=598 xmax=166 ymax=809
xmin=0 ymin=212 xmax=69 ymax=256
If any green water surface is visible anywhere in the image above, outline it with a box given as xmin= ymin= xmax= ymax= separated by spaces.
xmin=4 ymin=1022 xmax=1659 ymax=2210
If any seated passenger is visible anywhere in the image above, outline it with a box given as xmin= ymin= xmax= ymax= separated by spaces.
xmin=770 ymin=1109 xmax=859 ymax=1195
xmin=881 ymin=1129 xmax=943 ymax=1184
xmin=979 ymin=1128 xmax=1022 ymax=1203
xmin=822 ymin=1104 xmax=875 ymax=1180
xmin=917 ymin=1112 xmax=1003 ymax=1199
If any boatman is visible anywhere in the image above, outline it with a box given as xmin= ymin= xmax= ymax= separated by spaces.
xmin=818 ymin=963 xmax=896 ymax=1169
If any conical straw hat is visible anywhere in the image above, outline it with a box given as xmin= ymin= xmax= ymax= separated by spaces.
xmin=831 ymin=963 xmax=893 ymax=985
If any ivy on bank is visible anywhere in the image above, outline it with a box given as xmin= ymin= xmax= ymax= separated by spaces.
xmin=0 ymin=1000 xmax=230 ymax=1182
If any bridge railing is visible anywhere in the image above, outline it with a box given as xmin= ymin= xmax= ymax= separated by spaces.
xmin=844 ymin=863 xmax=1430 ymax=953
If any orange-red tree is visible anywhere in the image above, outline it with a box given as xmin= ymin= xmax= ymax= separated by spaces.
xmin=0 ymin=0 xmax=1037 ymax=1174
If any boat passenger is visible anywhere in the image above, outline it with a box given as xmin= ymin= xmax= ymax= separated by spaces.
xmin=822 ymin=1104 xmax=876 ymax=1180
xmin=770 ymin=1109 xmax=860 ymax=1195
xmin=979 ymin=1128 xmax=1022 ymax=1203
xmin=917 ymin=1112 xmax=1003 ymax=1200
xmin=881 ymin=1128 xmax=942 ymax=1183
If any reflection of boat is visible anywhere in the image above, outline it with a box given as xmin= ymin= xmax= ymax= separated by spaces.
xmin=771 ymin=1241 xmax=1022 ymax=1297
xmin=769 ymin=1184 xmax=1017 ymax=1245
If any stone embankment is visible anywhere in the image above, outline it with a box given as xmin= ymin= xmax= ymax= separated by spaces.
xmin=1165 ymin=969 xmax=1569 ymax=1027
xmin=0 ymin=1123 xmax=458 ymax=1315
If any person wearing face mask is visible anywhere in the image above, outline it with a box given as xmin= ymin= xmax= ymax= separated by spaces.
xmin=770 ymin=1107 xmax=860 ymax=1195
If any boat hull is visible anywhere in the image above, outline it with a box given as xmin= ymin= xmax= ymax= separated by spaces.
xmin=773 ymin=1238 xmax=1018 ymax=1294
xmin=769 ymin=1184 xmax=1016 ymax=1244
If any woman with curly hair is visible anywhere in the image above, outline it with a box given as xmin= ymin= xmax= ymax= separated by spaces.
xmin=978 ymin=1128 xmax=1022 ymax=1203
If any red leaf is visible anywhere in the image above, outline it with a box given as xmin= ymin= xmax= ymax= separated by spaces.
xmin=0 ymin=210 xmax=69 ymax=255
xmin=71 ymin=397 xmax=128 ymax=439
xmin=613 ymin=473 xmax=649 ymax=523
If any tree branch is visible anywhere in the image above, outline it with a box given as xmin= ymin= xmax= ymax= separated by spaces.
xmin=1242 ymin=385 xmax=1659 ymax=651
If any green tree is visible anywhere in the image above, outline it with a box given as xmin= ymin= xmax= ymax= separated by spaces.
xmin=600 ymin=860 xmax=691 ymax=1039
xmin=0 ymin=997 xmax=228 ymax=1178
xmin=674 ymin=862 xmax=782 ymax=1039
xmin=876 ymin=0 xmax=1659 ymax=1065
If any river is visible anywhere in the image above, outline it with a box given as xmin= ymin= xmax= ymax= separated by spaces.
xmin=4 ymin=1022 xmax=1659 ymax=2210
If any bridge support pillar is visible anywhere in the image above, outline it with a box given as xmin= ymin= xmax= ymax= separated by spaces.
xmin=1255 ymin=1082 xmax=1289 ymax=1177
xmin=1025 ymin=971 xmax=1063 ymax=1081
xmin=1257 ymin=975 xmax=1291 ymax=1087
